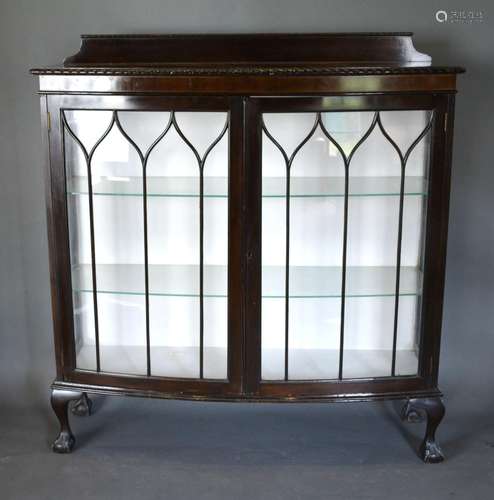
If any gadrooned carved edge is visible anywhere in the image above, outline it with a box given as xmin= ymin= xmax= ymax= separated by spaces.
xmin=30 ymin=65 xmax=465 ymax=76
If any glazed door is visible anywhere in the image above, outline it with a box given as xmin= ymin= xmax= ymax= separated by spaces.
xmin=47 ymin=95 xmax=243 ymax=396
xmin=245 ymin=95 xmax=451 ymax=398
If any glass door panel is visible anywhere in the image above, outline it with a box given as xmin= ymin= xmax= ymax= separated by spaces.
xmin=63 ymin=109 xmax=229 ymax=379
xmin=261 ymin=108 xmax=432 ymax=381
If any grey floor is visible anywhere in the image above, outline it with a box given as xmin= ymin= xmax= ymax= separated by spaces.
xmin=1 ymin=376 xmax=493 ymax=500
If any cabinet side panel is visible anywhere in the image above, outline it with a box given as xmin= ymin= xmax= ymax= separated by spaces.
xmin=41 ymin=94 xmax=62 ymax=378
xmin=418 ymin=94 xmax=456 ymax=386
xmin=46 ymin=95 xmax=77 ymax=377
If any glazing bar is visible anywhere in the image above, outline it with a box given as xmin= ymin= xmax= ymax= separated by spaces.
xmin=338 ymin=163 xmax=349 ymax=380
xmin=391 ymin=166 xmax=406 ymax=376
xmin=284 ymin=170 xmax=290 ymax=381
xmin=143 ymin=162 xmax=151 ymax=376
xmin=199 ymin=168 xmax=204 ymax=379
xmin=86 ymin=156 xmax=101 ymax=372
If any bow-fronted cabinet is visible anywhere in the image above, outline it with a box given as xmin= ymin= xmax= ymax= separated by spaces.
xmin=31 ymin=33 xmax=463 ymax=461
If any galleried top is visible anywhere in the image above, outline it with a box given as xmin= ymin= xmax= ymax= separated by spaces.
xmin=31 ymin=33 xmax=464 ymax=76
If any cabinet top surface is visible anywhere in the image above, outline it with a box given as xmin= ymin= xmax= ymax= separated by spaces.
xmin=30 ymin=33 xmax=464 ymax=76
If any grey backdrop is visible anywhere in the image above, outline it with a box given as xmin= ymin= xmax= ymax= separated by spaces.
xmin=1 ymin=1 xmax=493 ymax=499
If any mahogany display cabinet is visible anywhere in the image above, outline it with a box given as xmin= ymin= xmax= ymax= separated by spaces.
xmin=31 ymin=33 xmax=463 ymax=461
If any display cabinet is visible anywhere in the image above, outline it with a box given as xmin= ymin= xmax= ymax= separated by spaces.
xmin=31 ymin=33 xmax=463 ymax=461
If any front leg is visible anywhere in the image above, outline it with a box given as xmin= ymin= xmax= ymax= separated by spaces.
xmin=405 ymin=397 xmax=445 ymax=463
xmin=51 ymin=388 xmax=83 ymax=453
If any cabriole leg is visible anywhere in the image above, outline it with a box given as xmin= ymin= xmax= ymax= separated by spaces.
xmin=51 ymin=388 xmax=82 ymax=453
xmin=404 ymin=397 xmax=445 ymax=463
xmin=71 ymin=392 xmax=93 ymax=417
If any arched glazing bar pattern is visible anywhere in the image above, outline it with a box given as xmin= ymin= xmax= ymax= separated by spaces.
xmin=376 ymin=112 xmax=434 ymax=376
xmin=262 ymin=110 xmax=434 ymax=381
xmin=62 ymin=110 xmax=229 ymax=378
xmin=62 ymin=111 xmax=115 ymax=373
xmin=262 ymin=116 xmax=319 ymax=381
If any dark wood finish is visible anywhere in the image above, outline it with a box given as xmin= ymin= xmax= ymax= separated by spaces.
xmin=53 ymin=380 xmax=440 ymax=403
xmin=35 ymin=73 xmax=459 ymax=95
xmin=417 ymin=95 xmax=456 ymax=386
xmin=403 ymin=398 xmax=445 ymax=463
xmin=60 ymin=33 xmax=432 ymax=66
xmin=244 ymin=98 xmax=262 ymax=395
xmin=71 ymin=392 xmax=93 ymax=416
xmin=51 ymin=388 xmax=83 ymax=453
xmin=32 ymin=33 xmax=461 ymax=458
xmin=40 ymin=94 xmax=64 ymax=380
xmin=31 ymin=33 xmax=463 ymax=94
xmin=45 ymin=97 xmax=77 ymax=374
xmin=46 ymin=94 xmax=243 ymax=399
xmin=228 ymin=98 xmax=246 ymax=393
xmin=245 ymin=94 xmax=442 ymax=400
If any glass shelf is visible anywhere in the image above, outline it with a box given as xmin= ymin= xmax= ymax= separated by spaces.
xmin=72 ymin=264 xmax=421 ymax=298
xmin=68 ymin=176 xmax=228 ymax=198
xmin=263 ymin=176 xmax=427 ymax=198
xmin=72 ymin=264 xmax=227 ymax=297
xmin=68 ymin=175 xmax=427 ymax=198
xmin=263 ymin=266 xmax=421 ymax=298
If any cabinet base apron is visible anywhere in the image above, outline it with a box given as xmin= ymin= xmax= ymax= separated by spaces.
xmin=50 ymin=381 xmax=444 ymax=462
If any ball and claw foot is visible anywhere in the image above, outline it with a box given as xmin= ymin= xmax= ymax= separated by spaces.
xmin=51 ymin=388 xmax=83 ymax=454
xmin=403 ymin=397 xmax=445 ymax=463
xmin=420 ymin=438 xmax=444 ymax=464
xmin=52 ymin=431 xmax=75 ymax=453
xmin=71 ymin=393 xmax=93 ymax=417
